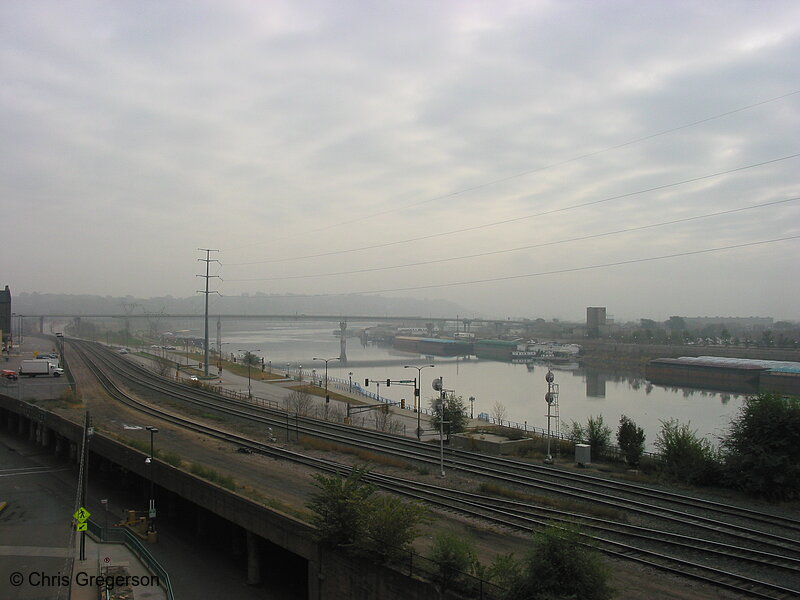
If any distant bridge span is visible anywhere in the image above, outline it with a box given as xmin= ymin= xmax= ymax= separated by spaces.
xmin=24 ymin=313 xmax=537 ymax=328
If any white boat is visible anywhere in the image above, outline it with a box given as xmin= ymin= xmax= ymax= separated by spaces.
xmin=511 ymin=341 xmax=582 ymax=362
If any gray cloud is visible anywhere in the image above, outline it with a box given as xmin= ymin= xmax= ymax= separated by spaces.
xmin=3 ymin=0 xmax=798 ymax=320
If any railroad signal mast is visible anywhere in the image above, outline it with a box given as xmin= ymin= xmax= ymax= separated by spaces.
xmin=544 ymin=369 xmax=560 ymax=464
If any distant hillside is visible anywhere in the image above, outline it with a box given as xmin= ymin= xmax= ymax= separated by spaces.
xmin=13 ymin=291 xmax=464 ymax=318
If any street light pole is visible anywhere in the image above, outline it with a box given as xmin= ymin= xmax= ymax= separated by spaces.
xmin=238 ymin=350 xmax=261 ymax=398
xmin=404 ymin=364 xmax=434 ymax=441
xmin=313 ymin=356 xmax=340 ymax=420
xmin=145 ymin=426 xmax=158 ymax=532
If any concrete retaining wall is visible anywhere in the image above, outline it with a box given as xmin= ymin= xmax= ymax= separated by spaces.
xmin=0 ymin=394 xmax=449 ymax=600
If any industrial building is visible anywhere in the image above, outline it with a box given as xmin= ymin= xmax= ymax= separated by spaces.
xmin=586 ymin=306 xmax=607 ymax=338
xmin=1 ymin=285 xmax=11 ymax=351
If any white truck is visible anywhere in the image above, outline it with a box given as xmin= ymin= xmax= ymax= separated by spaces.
xmin=19 ymin=359 xmax=64 ymax=377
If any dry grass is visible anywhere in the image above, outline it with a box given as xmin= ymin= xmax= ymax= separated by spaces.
xmin=478 ymin=482 xmax=628 ymax=522
xmin=299 ymin=435 xmax=413 ymax=470
xmin=238 ymin=485 xmax=312 ymax=521
xmin=293 ymin=385 xmax=354 ymax=403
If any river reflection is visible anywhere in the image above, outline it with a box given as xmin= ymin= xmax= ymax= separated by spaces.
xmin=211 ymin=321 xmax=745 ymax=451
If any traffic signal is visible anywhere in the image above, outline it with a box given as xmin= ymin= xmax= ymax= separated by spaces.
xmin=400 ymin=398 xmax=405 ymax=409
xmin=386 ymin=379 xmax=391 ymax=387
xmin=365 ymin=378 xmax=369 ymax=386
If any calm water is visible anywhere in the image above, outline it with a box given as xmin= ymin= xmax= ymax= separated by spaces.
xmin=208 ymin=320 xmax=746 ymax=451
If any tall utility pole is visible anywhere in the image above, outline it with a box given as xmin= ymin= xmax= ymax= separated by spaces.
xmin=196 ymin=249 xmax=220 ymax=377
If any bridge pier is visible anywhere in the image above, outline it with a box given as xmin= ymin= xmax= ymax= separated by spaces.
xmin=231 ymin=524 xmax=244 ymax=557
xmin=339 ymin=321 xmax=348 ymax=365
xmin=246 ymin=530 xmax=261 ymax=585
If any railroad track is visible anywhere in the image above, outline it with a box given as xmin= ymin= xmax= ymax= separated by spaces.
xmin=70 ymin=339 xmax=800 ymax=599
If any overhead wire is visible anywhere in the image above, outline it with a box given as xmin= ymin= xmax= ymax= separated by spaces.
xmin=226 ymin=197 xmax=800 ymax=282
xmin=263 ymin=236 xmax=800 ymax=297
xmin=228 ymin=152 xmax=800 ymax=266
xmin=226 ymin=89 xmax=800 ymax=251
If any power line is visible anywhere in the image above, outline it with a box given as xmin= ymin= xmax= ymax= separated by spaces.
xmin=265 ymin=235 xmax=799 ymax=297
xmin=226 ymin=197 xmax=800 ymax=282
xmin=229 ymin=152 xmax=800 ymax=266
xmin=227 ymin=89 xmax=800 ymax=251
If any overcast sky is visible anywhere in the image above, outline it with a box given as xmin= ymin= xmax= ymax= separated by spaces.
xmin=3 ymin=1 xmax=799 ymax=321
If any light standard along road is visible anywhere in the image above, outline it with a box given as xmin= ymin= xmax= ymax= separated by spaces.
xmin=145 ymin=426 xmax=158 ymax=533
xmin=313 ymin=356 xmax=340 ymax=419
xmin=238 ymin=349 xmax=261 ymax=398
xmin=404 ymin=364 xmax=435 ymax=441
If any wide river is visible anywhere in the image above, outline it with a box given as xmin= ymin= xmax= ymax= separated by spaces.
xmin=215 ymin=321 xmax=746 ymax=451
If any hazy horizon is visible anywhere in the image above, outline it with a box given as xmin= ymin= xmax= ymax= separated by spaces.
xmin=4 ymin=2 xmax=799 ymax=320
xmin=8 ymin=289 xmax=796 ymax=324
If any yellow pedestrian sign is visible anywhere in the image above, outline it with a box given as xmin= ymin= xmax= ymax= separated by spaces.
xmin=73 ymin=507 xmax=91 ymax=523
xmin=76 ymin=522 xmax=88 ymax=532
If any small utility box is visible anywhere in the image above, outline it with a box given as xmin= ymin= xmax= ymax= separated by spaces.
xmin=575 ymin=444 xmax=591 ymax=466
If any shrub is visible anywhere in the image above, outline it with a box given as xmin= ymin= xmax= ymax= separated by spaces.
xmin=358 ymin=494 xmax=427 ymax=562
xmin=429 ymin=531 xmax=477 ymax=592
xmin=568 ymin=415 xmax=611 ymax=458
xmin=486 ymin=553 xmax=522 ymax=591
xmin=307 ymin=466 xmax=375 ymax=548
xmin=655 ymin=419 xmax=720 ymax=485
xmin=720 ymin=393 xmax=800 ymax=500
xmin=617 ymin=415 xmax=645 ymax=467
xmin=503 ymin=525 xmax=613 ymax=600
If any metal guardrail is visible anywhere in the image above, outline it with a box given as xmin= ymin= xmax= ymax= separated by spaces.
xmin=86 ymin=519 xmax=175 ymax=600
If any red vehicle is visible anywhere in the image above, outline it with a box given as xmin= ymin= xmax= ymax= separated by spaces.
xmin=1 ymin=369 xmax=18 ymax=380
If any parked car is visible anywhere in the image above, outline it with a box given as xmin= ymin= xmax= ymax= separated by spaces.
xmin=1 ymin=369 xmax=18 ymax=380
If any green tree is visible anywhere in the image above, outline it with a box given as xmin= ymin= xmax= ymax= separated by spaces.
xmin=761 ymin=330 xmax=774 ymax=347
xmin=358 ymin=494 xmax=427 ymax=563
xmin=665 ymin=316 xmax=687 ymax=332
xmin=720 ymin=393 xmax=800 ymax=500
xmin=655 ymin=419 xmax=720 ymax=485
xmin=307 ymin=468 xmax=427 ymax=560
xmin=567 ymin=415 xmax=611 ymax=459
xmin=617 ymin=415 xmax=645 ymax=467
xmin=486 ymin=553 xmax=522 ymax=591
xmin=429 ymin=531 xmax=477 ymax=593
xmin=430 ymin=393 xmax=468 ymax=440
xmin=503 ymin=526 xmax=613 ymax=600
xmin=241 ymin=351 xmax=260 ymax=367
xmin=587 ymin=415 xmax=611 ymax=457
xmin=307 ymin=467 xmax=376 ymax=547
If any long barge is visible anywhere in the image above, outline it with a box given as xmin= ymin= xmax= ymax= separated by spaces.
xmin=646 ymin=356 xmax=800 ymax=395
xmin=392 ymin=336 xmax=473 ymax=356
